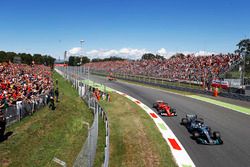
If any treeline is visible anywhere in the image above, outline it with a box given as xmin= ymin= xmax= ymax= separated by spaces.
xmin=0 ymin=50 xmax=55 ymax=66
xmin=68 ymin=56 xmax=90 ymax=66
xmin=141 ymin=53 xmax=165 ymax=60
xmin=92 ymin=56 xmax=125 ymax=62
xmin=90 ymin=54 xmax=165 ymax=63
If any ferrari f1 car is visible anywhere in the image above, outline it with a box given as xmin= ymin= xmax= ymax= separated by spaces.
xmin=181 ymin=114 xmax=223 ymax=145
xmin=153 ymin=101 xmax=177 ymax=117
xmin=106 ymin=73 xmax=116 ymax=81
xmin=107 ymin=76 xmax=116 ymax=81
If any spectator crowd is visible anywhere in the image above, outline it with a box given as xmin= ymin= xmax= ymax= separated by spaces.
xmin=0 ymin=62 xmax=53 ymax=111
xmin=85 ymin=54 xmax=241 ymax=83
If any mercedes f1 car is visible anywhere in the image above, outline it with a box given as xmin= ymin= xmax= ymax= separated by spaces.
xmin=153 ymin=101 xmax=177 ymax=117
xmin=181 ymin=114 xmax=223 ymax=145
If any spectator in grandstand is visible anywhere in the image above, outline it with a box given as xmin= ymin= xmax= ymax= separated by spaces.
xmin=0 ymin=62 xmax=53 ymax=113
xmin=85 ymin=53 xmax=241 ymax=90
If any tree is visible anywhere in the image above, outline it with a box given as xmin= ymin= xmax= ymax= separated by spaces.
xmin=236 ymin=39 xmax=250 ymax=55
xmin=235 ymin=39 xmax=250 ymax=83
xmin=68 ymin=56 xmax=75 ymax=66
xmin=155 ymin=54 xmax=165 ymax=60
xmin=141 ymin=53 xmax=166 ymax=60
xmin=19 ymin=53 xmax=33 ymax=65
xmin=104 ymin=56 xmax=124 ymax=61
xmin=0 ymin=50 xmax=55 ymax=66
xmin=170 ymin=53 xmax=185 ymax=59
xmin=68 ymin=56 xmax=87 ymax=66
xmin=43 ymin=55 xmax=56 ymax=67
xmin=6 ymin=52 xmax=16 ymax=62
xmin=92 ymin=58 xmax=102 ymax=62
xmin=0 ymin=51 xmax=7 ymax=62
xmin=33 ymin=54 xmax=44 ymax=64
xmin=91 ymin=56 xmax=125 ymax=62
xmin=141 ymin=53 xmax=156 ymax=60
xmin=81 ymin=56 xmax=90 ymax=64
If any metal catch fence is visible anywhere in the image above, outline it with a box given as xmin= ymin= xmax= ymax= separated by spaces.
xmin=4 ymin=94 xmax=51 ymax=127
xmin=55 ymin=67 xmax=109 ymax=167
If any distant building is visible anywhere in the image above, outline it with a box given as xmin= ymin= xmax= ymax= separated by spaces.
xmin=13 ymin=56 xmax=22 ymax=64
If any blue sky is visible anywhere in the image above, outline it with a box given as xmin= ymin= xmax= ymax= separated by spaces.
xmin=0 ymin=0 xmax=250 ymax=59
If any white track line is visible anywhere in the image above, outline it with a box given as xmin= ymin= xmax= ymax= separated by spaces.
xmin=116 ymin=91 xmax=195 ymax=167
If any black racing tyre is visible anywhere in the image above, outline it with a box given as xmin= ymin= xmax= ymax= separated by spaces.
xmin=159 ymin=109 xmax=164 ymax=114
xmin=170 ymin=108 xmax=176 ymax=113
xmin=153 ymin=103 xmax=157 ymax=108
xmin=213 ymin=131 xmax=221 ymax=139
xmin=181 ymin=118 xmax=188 ymax=125
xmin=192 ymin=131 xmax=200 ymax=138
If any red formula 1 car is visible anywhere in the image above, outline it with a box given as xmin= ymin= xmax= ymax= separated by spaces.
xmin=153 ymin=100 xmax=177 ymax=117
xmin=106 ymin=73 xmax=116 ymax=81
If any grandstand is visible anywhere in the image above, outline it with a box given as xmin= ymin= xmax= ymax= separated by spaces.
xmin=0 ymin=62 xmax=54 ymax=129
xmin=85 ymin=54 xmax=242 ymax=89
xmin=0 ymin=63 xmax=52 ymax=108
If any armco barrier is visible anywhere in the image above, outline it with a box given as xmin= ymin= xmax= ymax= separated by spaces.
xmin=55 ymin=67 xmax=109 ymax=167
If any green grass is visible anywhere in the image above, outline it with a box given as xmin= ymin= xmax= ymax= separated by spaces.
xmin=82 ymin=79 xmax=114 ymax=92
xmin=99 ymin=93 xmax=177 ymax=167
xmin=187 ymin=95 xmax=250 ymax=113
xmin=0 ymin=72 xmax=93 ymax=167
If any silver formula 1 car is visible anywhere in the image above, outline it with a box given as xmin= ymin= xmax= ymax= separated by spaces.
xmin=181 ymin=114 xmax=223 ymax=145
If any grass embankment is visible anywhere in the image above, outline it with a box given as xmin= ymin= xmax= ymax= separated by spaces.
xmin=0 ymin=72 xmax=93 ymax=167
xmin=99 ymin=93 xmax=177 ymax=167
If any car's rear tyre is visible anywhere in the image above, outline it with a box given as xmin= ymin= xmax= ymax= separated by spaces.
xmin=170 ymin=108 xmax=176 ymax=113
xmin=181 ymin=118 xmax=188 ymax=125
xmin=159 ymin=109 xmax=164 ymax=114
xmin=153 ymin=103 xmax=157 ymax=108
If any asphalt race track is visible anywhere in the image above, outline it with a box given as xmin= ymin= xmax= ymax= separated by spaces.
xmin=89 ymin=75 xmax=250 ymax=167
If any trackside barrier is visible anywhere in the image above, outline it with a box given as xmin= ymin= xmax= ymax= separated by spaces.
xmin=55 ymin=67 xmax=109 ymax=167
xmin=56 ymin=67 xmax=194 ymax=167
xmin=4 ymin=94 xmax=51 ymax=127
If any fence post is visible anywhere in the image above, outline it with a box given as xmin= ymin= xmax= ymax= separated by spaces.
xmin=88 ymin=127 xmax=91 ymax=167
